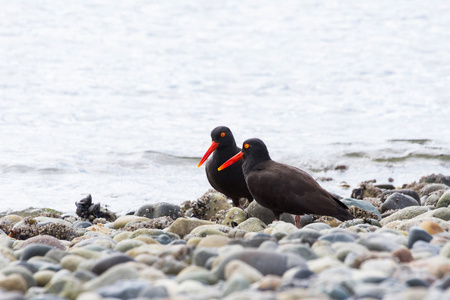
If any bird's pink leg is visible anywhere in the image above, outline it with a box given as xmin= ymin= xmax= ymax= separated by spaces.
xmin=294 ymin=215 xmax=301 ymax=228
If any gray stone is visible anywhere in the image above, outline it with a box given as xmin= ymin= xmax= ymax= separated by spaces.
xmin=340 ymin=198 xmax=382 ymax=218
xmin=380 ymin=189 xmax=420 ymax=204
xmin=138 ymin=285 xmax=169 ymax=299
xmin=284 ymin=228 xmax=322 ymax=245
xmin=19 ymin=244 xmax=55 ymax=261
xmin=193 ymin=248 xmax=218 ymax=268
xmin=358 ymin=233 xmax=405 ymax=252
xmin=277 ymin=244 xmax=318 ymax=260
xmin=246 ymin=201 xmax=294 ymax=225
xmin=90 ymin=253 xmax=135 ymax=275
xmin=45 ymin=271 xmax=83 ymax=300
xmin=318 ymin=232 xmax=356 ymax=243
xmin=425 ymin=190 xmax=446 ymax=206
xmin=381 ymin=193 xmax=419 ymax=213
xmin=114 ymin=239 xmax=146 ymax=253
xmin=96 ymin=279 xmax=149 ymax=299
xmin=221 ymin=274 xmax=250 ymax=298
xmin=135 ymin=202 xmax=183 ymax=220
xmin=407 ymin=226 xmax=433 ymax=248
xmin=421 ymin=183 xmax=449 ymax=197
xmin=83 ymin=264 xmax=139 ymax=290
xmin=213 ymin=249 xmax=306 ymax=279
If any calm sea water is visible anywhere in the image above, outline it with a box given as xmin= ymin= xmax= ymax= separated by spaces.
xmin=1 ymin=0 xmax=449 ymax=214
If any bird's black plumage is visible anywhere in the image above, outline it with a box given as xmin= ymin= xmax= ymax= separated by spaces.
xmin=219 ymin=138 xmax=354 ymax=221
xmin=198 ymin=126 xmax=253 ymax=207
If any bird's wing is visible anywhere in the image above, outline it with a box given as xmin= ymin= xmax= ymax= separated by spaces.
xmin=247 ymin=161 xmax=344 ymax=216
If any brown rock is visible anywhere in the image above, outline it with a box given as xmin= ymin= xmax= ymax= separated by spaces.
xmin=0 ymin=273 xmax=28 ymax=293
xmin=257 ymin=274 xmax=283 ymax=291
xmin=392 ymin=248 xmax=414 ymax=263
xmin=165 ymin=218 xmax=216 ymax=238
xmin=419 ymin=220 xmax=444 ymax=235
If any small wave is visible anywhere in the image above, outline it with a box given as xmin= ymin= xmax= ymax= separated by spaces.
xmin=371 ymin=153 xmax=450 ymax=163
xmin=343 ymin=151 xmax=450 ymax=163
xmin=388 ymin=139 xmax=433 ymax=145
xmin=142 ymin=150 xmax=199 ymax=166
xmin=1 ymin=164 xmax=74 ymax=174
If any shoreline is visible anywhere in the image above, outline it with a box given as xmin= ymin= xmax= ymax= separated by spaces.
xmin=0 ymin=174 xmax=449 ymax=299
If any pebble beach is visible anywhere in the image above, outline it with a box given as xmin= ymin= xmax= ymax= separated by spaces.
xmin=0 ymin=174 xmax=450 ymax=300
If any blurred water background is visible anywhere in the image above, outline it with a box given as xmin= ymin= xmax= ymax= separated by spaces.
xmin=1 ymin=0 xmax=449 ymax=214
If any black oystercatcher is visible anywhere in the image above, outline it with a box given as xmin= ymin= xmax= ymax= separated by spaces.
xmin=218 ymin=138 xmax=354 ymax=225
xmin=198 ymin=126 xmax=253 ymax=207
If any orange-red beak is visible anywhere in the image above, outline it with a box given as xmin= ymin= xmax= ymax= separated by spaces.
xmin=198 ymin=141 xmax=219 ymax=167
xmin=218 ymin=151 xmax=244 ymax=171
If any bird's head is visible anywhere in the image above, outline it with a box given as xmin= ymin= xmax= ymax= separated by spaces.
xmin=218 ymin=138 xmax=270 ymax=171
xmin=198 ymin=126 xmax=235 ymax=167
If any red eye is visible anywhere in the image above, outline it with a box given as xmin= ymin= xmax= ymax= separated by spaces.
xmin=244 ymin=143 xmax=250 ymax=149
xmin=220 ymin=132 xmax=226 ymax=137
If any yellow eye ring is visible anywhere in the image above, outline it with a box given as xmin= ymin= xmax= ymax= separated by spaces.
xmin=244 ymin=143 xmax=250 ymax=149
xmin=220 ymin=132 xmax=226 ymax=137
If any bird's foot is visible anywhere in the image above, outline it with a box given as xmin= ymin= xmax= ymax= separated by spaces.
xmin=294 ymin=215 xmax=301 ymax=228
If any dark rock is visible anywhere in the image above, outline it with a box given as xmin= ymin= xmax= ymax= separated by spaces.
xmin=380 ymin=189 xmax=420 ymax=204
xmin=380 ymin=193 xmax=419 ymax=213
xmin=75 ymin=194 xmax=116 ymax=222
xmin=72 ymin=220 xmax=92 ymax=229
xmin=247 ymin=201 xmax=294 ymax=225
xmin=433 ymin=274 xmax=450 ymax=289
xmin=135 ymin=202 xmax=183 ymax=220
xmin=153 ymin=234 xmax=172 ymax=245
xmin=193 ymin=248 xmax=218 ymax=268
xmin=213 ymin=249 xmax=306 ymax=279
xmin=405 ymin=278 xmax=430 ymax=287
xmin=419 ymin=174 xmax=450 ymax=186
xmin=374 ymin=183 xmax=395 ymax=190
xmin=292 ymin=267 xmax=314 ymax=279
xmin=90 ymin=253 xmax=135 ymax=275
xmin=20 ymin=244 xmax=55 ymax=261
xmin=407 ymin=226 xmax=433 ymax=248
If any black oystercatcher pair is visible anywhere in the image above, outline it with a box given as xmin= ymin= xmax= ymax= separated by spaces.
xmin=199 ymin=127 xmax=354 ymax=225
xmin=198 ymin=126 xmax=253 ymax=207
